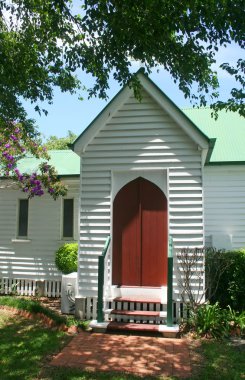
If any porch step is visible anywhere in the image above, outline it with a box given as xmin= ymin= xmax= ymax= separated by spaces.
xmin=106 ymin=309 xmax=167 ymax=318
xmin=107 ymin=321 xmax=159 ymax=332
xmin=107 ymin=321 xmax=179 ymax=337
xmin=106 ymin=296 xmax=167 ymax=325
xmin=113 ymin=296 xmax=161 ymax=304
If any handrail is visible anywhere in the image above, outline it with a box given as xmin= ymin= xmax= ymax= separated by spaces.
xmin=167 ymin=236 xmax=173 ymax=326
xmin=97 ymin=236 xmax=111 ymax=323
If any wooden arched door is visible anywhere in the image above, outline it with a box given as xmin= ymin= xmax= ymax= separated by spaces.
xmin=112 ymin=177 xmax=168 ymax=287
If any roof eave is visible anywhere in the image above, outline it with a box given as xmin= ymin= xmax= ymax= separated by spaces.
xmin=138 ymin=72 xmax=210 ymax=150
xmin=73 ymin=70 xmax=210 ymax=155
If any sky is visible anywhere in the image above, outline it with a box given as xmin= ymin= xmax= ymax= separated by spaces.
xmin=23 ymin=43 xmax=244 ymax=140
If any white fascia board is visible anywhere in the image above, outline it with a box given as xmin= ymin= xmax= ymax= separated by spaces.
xmin=73 ymin=86 xmax=132 ymax=155
xmin=138 ymin=73 xmax=209 ymax=150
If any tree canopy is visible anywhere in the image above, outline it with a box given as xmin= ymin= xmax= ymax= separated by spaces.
xmin=1 ymin=0 xmax=244 ymax=120
xmin=0 ymin=0 xmax=244 ymax=196
xmin=45 ymin=131 xmax=77 ymax=150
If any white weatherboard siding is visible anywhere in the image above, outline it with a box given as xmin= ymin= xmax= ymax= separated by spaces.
xmin=78 ymin=90 xmax=204 ymax=299
xmin=204 ymin=166 xmax=245 ymax=249
xmin=0 ymin=179 xmax=79 ymax=281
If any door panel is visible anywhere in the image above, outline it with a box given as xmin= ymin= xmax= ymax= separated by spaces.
xmin=112 ymin=179 xmax=141 ymax=285
xmin=112 ymin=177 xmax=167 ymax=287
xmin=140 ymin=178 xmax=167 ymax=286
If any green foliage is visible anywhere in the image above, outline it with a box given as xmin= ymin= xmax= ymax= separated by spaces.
xmin=226 ymin=306 xmax=245 ymax=335
xmin=55 ymin=243 xmax=78 ymax=274
xmin=0 ymin=0 xmax=244 ymax=123
xmin=208 ymin=249 xmax=245 ymax=312
xmin=0 ymin=296 xmax=67 ymax=325
xmin=65 ymin=316 xmax=90 ymax=330
xmin=186 ymin=302 xmax=245 ymax=339
xmin=1 ymin=1 xmax=244 ymax=195
xmin=0 ymin=0 xmax=80 ymax=127
xmin=45 ymin=130 xmax=77 ymax=150
xmin=188 ymin=302 xmax=230 ymax=339
xmin=82 ymin=1 xmax=244 ymax=116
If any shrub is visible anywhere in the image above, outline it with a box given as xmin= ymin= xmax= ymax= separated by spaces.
xmin=188 ymin=302 xmax=230 ymax=339
xmin=207 ymin=249 xmax=245 ymax=312
xmin=185 ymin=302 xmax=245 ymax=339
xmin=55 ymin=243 xmax=78 ymax=274
xmin=226 ymin=306 xmax=245 ymax=336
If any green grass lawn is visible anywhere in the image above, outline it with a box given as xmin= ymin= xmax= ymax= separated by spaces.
xmin=0 ymin=309 xmax=69 ymax=380
xmin=194 ymin=339 xmax=245 ymax=380
xmin=0 ymin=307 xmax=244 ymax=380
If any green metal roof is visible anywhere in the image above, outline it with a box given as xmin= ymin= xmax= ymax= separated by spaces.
xmin=16 ymin=150 xmax=80 ymax=176
xmin=183 ymin=108 xmax=245 ymax=164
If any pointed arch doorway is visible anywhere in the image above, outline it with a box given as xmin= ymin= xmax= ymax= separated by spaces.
xmin=112 ymin=177 xmax=168 ymax=287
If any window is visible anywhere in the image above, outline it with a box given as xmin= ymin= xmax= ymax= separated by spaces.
xmin=18 ymin=199 xmax=29 ymax=237
xmin=63 ymin=199 xmax=74 ymax=238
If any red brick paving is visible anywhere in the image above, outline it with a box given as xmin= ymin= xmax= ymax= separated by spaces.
xmin=51 ymin=331 xmax=192 ymax=378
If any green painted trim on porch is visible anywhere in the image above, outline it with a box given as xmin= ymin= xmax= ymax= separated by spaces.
xmin=97 ymin=236 xmax=111 ymax=323
xmin=167 ymin=236 xmax=173 ymax=327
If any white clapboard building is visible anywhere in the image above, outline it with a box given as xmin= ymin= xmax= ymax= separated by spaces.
xmin=0 ymin=150 xmax=80 ymax=297
xmin=72 ymin=71 xmax=245 ymax=333
xmin=0 ymin=71 xmax=244 ymax=334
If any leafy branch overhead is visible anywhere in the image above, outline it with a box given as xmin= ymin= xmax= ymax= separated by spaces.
xmin=0 ymin=1 xmax=244 ymax=197
xmin=0 ymin=0 xmax=244 ymax=121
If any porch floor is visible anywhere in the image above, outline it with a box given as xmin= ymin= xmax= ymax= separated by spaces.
xmin=51 ymin=331 xmax=192 ymax=378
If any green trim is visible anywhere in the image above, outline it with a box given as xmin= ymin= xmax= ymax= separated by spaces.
xmin=97 ymin=236 xmax=111 ymax=323
xmin=167 ymin=236 xmax=173 ymax=327
xmin=205 ymin=161 xmax=245 ymax=166
xmin=205 ymin=138 xmax=217 ymax=164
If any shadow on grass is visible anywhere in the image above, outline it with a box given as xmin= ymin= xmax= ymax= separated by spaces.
xmin=0 ymin=312 xmax=69 ymax=380
xmin=41 ymin=367 xmax=172 ymax=380
xmin=190 ymin=340 xmax=245 ymax=380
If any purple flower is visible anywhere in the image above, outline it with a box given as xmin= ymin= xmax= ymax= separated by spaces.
xmin=5 ymin=143 xmax=11 ymax=148
xmin=10 ymin=135 xmax=18 ymax=141
xmin=14 ymin=128 xmax=20 ymax=134
xmin=36 ymin=189 xmax=44 ymax=196
xmin=14 ymin=169 xmax=24 ymax=181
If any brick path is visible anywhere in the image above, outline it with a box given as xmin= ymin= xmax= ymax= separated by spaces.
xmin=51 ymin=331 xmax=192 ymax=378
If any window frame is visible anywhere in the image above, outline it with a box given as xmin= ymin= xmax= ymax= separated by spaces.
xmin=17 ymin=199 xmax=29 ymax=238
xmin=62 ymin=198 xmax=74 ymax=239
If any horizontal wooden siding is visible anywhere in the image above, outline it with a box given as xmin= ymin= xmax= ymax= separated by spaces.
xmin=79 ymin=91 xmax=204 ymax=299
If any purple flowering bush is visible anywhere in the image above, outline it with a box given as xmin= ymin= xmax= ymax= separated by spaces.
xmin=0 ymin=122 xmax=67 ymax=199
